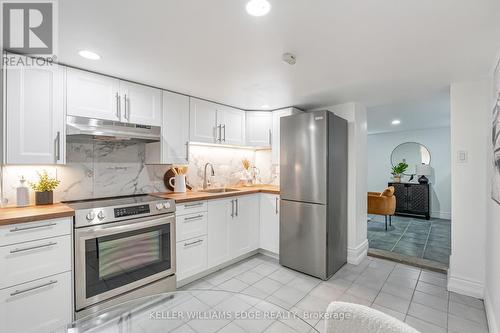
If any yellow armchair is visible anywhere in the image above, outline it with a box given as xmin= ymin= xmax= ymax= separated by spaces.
xmin=368 ymin=186 xmax=396 ymax=230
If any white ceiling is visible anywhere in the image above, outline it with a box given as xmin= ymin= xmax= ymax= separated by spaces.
xmin=59 ymin=0 xmax=500 ymax=110
xmin=367 ymin=90 xmax=450 ymax=134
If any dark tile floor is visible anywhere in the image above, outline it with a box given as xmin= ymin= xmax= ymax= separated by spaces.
xmin=367 ymin=215 xmax=451 ymax=265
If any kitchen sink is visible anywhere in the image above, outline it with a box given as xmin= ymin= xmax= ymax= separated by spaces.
xmin=200 ymin=188 xmax=241 ymax=193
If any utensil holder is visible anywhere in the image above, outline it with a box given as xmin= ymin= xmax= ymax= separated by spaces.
xmin=169 ymin=175 xmax=187 ymax=193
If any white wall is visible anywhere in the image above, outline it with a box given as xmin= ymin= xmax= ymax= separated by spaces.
xmin=367 ymin=128 xmax=451 ymax=219
xmin=448 ymin=80 xmax=490 ymax=300
xmin=315 ymin=103 xmax=368 ymax=265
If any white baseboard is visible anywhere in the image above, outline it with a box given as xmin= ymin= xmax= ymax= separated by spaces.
xmin=431 ymin=211 xmax=451 ymax=220
xmin=447 ymin=274 xmax=485 ymax=299
xmin=485 ymin=288 xmax=499 ymax=333
xmin=258 ymin=248 xmax=279 ymax=260
xmin=347 ymin=239 xmax=368 ymax=265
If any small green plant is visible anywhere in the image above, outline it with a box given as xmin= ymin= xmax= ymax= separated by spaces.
xmin=30 ymin=170 xmax=60 ymax=192
xmin=391 ymin=162 xmax=409 ymax=176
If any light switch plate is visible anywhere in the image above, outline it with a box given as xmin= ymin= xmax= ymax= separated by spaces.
xmin=457 ymin=150 xmax=468 ymax=163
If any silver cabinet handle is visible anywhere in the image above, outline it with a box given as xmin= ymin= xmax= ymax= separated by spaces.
xmin=269 ymin=129 xmax=272 ymax=145
xmin=10 ymin=280 xmax=58 ymax=297
xmin=217 ymin=125 xmax=222 ymax=142
xmin=10 ymin=223 xmax=57 ymax=232
xmin=222 ymin=124 xmax=226 ymax=142
xmin=275 ymin=197 xmax=279 ymax=214
xmin=10 ymin=241 xmax=57 ymax=254
xmin=183 ymin=214 xmax=204 ymax=222
xmin=231 ymin=199 xmax=234 ymax=218
xmin=124 ymin=94 xmax=129 ymax=120
xmin=55 ymin=131 xmax=61 ymax=161
xmin=184 ymin=239 xmax=203 ymax=247
xmin=115 ymin=92 xmax=121 ymax=119
xmin=184 ymin=202 xmax=204 ymax=208
xmin=235 ymin=199 xmax=238 ymax=217
xmin=185 ymin=142 xmax=190 ymax=162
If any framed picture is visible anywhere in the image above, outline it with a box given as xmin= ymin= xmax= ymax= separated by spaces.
xmin=493 ymin=96 xmax=500 ymax=204
xmin=492 ymin=61 xmax=500 ymax=204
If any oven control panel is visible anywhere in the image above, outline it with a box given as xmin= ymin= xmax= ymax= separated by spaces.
xmin=114 ymin=204 xmax=151 ymax=218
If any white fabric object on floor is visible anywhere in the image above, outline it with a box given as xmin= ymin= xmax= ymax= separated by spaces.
xmin=325 ymin=302 xmax=420 ymax=333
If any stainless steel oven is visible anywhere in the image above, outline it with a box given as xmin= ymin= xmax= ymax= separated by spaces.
xmin=68 ymin=195 xmax=176 ymax=316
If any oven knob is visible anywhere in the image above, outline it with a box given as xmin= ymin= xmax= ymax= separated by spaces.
xmin=155 ymin=203 xmax=164 ymax=210
xmin=86 ymin=212 xmax=95 ymax=221
xmin=97 ymin=211 xmax=105 ymax=220
xmin=163 ymin=202 xmax=171 ymax=209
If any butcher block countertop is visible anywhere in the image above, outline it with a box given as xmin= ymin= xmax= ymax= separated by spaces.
xmin=0 ymin=203 xmax=75 ymax=226
xmin=153 ymin=185 xmax=280 ymax=203
xmin=0 ymin=185 xmax=279 ymax=225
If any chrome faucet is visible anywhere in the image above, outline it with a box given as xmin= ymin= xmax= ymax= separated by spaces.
xmin=203 ymin=163 xmax=215 ymax=189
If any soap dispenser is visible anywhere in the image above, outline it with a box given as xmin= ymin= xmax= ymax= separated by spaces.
xmin=16 ymin=176 xmax=29 ymax=207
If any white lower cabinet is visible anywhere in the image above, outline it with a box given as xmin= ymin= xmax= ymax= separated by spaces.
xmin=175 ymin=201 xmax=208 ymax=282
xmin=259 ymin=194 xmax=280 ymax=254
xmin=228 ymin=195 xmax=259 ymax=258
xmin=0 ymin=218 xmax=72 ymax=333
xmin=0 ymin=234 xmax=71 ymax=289
xmin=207 ymin=198 xmax=231 ymax=268
xmin=176 ymin=236 xmax=208 ymax=281
xmin=0 ymin=271 xmax=72 ymax=333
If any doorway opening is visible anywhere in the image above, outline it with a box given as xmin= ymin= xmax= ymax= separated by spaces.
xmin=365 ymin=90 xmax=451 ymax=272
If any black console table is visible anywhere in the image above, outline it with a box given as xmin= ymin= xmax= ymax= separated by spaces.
xmin=388 ymin=182 xmax=430 ymax=220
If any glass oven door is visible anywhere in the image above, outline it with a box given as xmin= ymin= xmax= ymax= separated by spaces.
xmin=75 ymin=215 xmax=176 ymax=311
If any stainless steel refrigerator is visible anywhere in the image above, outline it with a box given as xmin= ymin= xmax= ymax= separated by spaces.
xmin=279 ymin=110 xmax=348 ymax=280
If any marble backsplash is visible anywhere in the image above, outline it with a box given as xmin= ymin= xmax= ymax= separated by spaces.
xmin=0 ymin=142 xmax=274 ymax=206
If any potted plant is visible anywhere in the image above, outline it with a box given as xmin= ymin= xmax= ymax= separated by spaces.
xmin=30 ymin=171 xmax=60 ymax=205
xmin=391 ymin=162 xmax=408 ymax=183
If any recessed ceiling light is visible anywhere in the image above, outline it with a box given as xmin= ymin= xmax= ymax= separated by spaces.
xmin=261 ymin=104 xmax=270 ymax=108
xmin=246 ymin=0 xmax=271 ymax=17
xmin=391 ymin=119 xmax=401 ymax=125
xmin=78 ymin=50 xmax=100 ymax=60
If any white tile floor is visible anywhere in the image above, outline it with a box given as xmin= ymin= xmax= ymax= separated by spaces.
xmin=181 ymin=254 xmax=490 ymax=333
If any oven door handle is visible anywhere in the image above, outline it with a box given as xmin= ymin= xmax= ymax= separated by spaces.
xmin=78 ymin=215 xmax=174 ymax=238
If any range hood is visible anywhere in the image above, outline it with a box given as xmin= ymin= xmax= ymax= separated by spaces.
xmin=66 ymin=116 xmax=161 ymax=143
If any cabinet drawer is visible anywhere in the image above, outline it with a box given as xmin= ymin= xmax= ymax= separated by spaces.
xmin=0 ymin=271 xmax=72 ymax=333
xmin=0 ymin=218 xmax=71 ymax=247
xmin=176 ymin=201 xmax=207 ymax=216
xmin=0 ymin=235 xmax=71 ymax=289
xmin=176 ymin=212 xmax=207 ymax=242
xmin=176 ymin=236 xmax=207 ymax=281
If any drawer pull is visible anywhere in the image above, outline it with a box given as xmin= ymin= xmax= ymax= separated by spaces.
xmin=183 ymin=214 xmax=204 ymax=222
xmin=10 ymin=223 xmax=57 ymax=232
xmin=10 ymin=280 xmax=58 ymax=297
xmin=184 ymin=239 xmax=203 ymax=247
xmin=10 ymin=241 xmax=58 ymax=254
xmin=184 ymin=202 xmax=204 ymax=208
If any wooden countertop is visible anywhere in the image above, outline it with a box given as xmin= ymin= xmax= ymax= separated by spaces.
xmin=0 ymin=203 xmax=75 ymax=226
xmin=0 ymin=185 xmax=279 ymax=225
xmin=153 ymin=185 xmax=280 ymax=203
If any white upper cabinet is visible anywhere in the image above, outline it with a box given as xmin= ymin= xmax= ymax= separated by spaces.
xmin=161 ymin=91 xmax=190 ymax=164
xmin=272 ymin=107 xmax=301 ymax=164
xmin=246 ymin=112 xmax=272 ymax=147
xmin=189 ymin=98 xmax=218 ymax=143
xmin=120 ymin=81 xmax=162 ymax=126
xmin=5 ymin=57 xmax=65 ymax=164
xmin=67 ymin=68 xmax=120 ymax=121
xmin=218 ymin=106 xmax=246 ymax=146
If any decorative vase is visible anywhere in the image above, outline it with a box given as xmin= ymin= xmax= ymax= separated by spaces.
xmin=35 ymin=191 xmax=53 ymax=205
xmin=393 ymin=175 xmax=402 ymax=183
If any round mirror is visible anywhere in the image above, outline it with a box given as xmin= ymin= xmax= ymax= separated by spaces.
xmin=391 ymin=142 xmax=431 ymax=175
